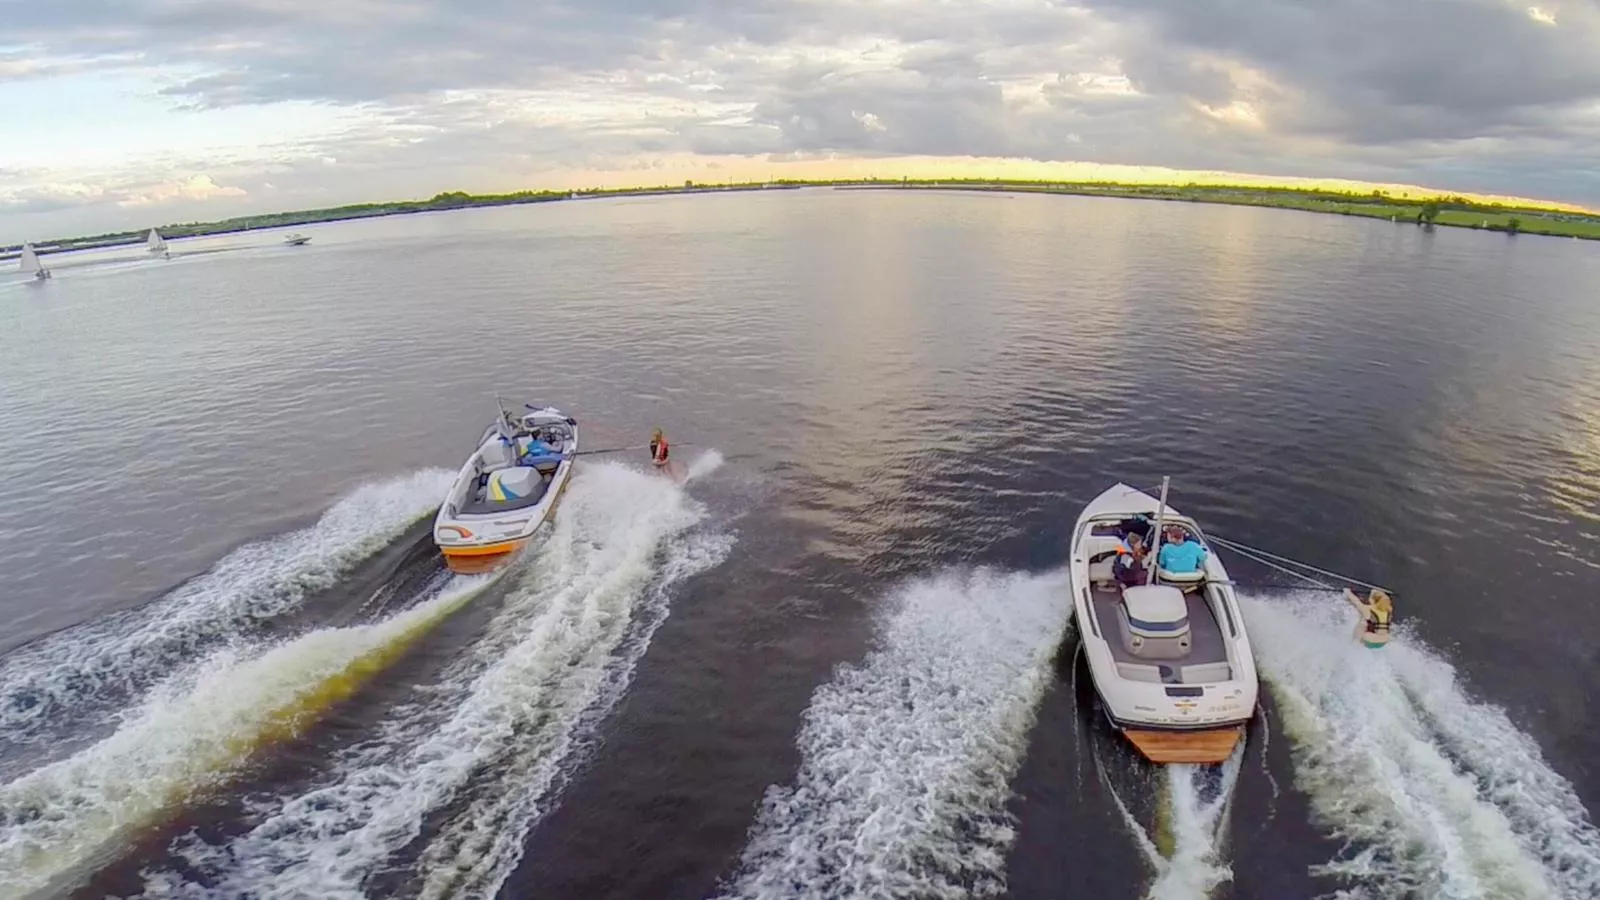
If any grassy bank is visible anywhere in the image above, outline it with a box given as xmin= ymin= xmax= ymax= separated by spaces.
xmin=10 ymin=178 xmax=1599 ymax=258
xmin=844 ymin=180 xmax=1600 ymax=240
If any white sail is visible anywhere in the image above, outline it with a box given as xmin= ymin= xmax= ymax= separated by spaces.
xmin=147 ymin=229 xmax=167 ymax=252
xmin=19 ymin=243 xmax=42 ymax=273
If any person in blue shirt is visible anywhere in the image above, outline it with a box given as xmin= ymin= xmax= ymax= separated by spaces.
xmin=1157 ymin=526 xmax=1208 ymax=574
xmin=519 ymin=434 xmax=560 ymax=465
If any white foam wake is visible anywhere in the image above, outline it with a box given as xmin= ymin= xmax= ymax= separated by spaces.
xmin=0 ymin=468 xmax=454 ymax=751
xmin=146 ymin=458 xmax=730 ymax=900
xmin=0 ymin=575 xmax=492 ymax=900
xmin=1244 ymin=591 xmax=1600 ymax=900
xmin=1101 ymin=746 xmax=1245 ymax=900
xmin=716 ymin=568 xmax=1072 ymax=900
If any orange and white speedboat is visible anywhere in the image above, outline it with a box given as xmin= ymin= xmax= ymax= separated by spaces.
xmin=433 ymin=402 xmax=578 ymax=574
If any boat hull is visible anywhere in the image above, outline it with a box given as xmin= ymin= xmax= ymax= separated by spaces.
xmin=440 ymin=538 xmax=530 ymax=574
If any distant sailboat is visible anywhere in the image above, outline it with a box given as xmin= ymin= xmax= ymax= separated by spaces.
xmin=19 ymin=243 xmax=51 ymax=280
xmin=147 ymin=229 xmax=169 ymax=257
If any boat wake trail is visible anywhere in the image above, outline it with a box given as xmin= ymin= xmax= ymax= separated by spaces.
xmin=142 ymin=456 xmax=730 ymax=900
xmin=1244 ymin=591 xmax=1600 ymax=900
xmin=716 ymin=568 xmax=1072 ymax=900
xmin=1098 ymin=741 xmax=1245 ymax=900
xmin=0 ymin=469 xmax=454 ymax=760
xmin=0 ymin=574 xmax=493 ymax=900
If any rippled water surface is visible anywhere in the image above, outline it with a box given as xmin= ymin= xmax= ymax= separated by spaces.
xmin=2 ymin=189 xmax=1598 ymax=900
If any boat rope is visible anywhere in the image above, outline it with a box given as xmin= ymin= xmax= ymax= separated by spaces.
xmin=1116 ymin=480 xmax=1394 ymax=597
xmin=1206 ymin=534 xmax=1393 ymax=596
xmin=561 ymin=441 xmax=695 ymax=458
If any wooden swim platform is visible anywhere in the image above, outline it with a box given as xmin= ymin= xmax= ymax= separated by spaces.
xmin=1123 ymin=725 xmax=1244 ymax=764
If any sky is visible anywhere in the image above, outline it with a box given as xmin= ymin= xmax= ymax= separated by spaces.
xmin=4 ymin=0 xmax=1600 ymax=243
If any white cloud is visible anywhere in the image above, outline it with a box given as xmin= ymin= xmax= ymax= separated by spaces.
xmin=114 ymin=174 xmax=247 ymax=208
xmin=4 ymin=0 xmax=1600 ymax=242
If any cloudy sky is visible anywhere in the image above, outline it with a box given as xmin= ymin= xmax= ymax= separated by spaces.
xmin=4 ymin=0 xmax=1599 ymax=242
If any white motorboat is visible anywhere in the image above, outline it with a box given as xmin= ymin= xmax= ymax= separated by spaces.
xmin=19 ymin=243 xmax=51 ymax=280
xmin=284 ymin=233 xmax=311 ymax=246
xmin=1069 ymin=479 xmax=1258 ymax=763
xmin=433 ymin=401 xmax=578 ymax=574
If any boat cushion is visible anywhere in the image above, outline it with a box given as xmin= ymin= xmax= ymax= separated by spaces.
xmin=458 ymin=467 xmax=549 ymax=515
xmin=1180 ymin=662 xmax=1233 ymax=684
xmin=1159 ymin=568 xmax=1206 ymax=584
xmin=488 ymin=466 xmax=541 ymax=502
xmin=480 ymin=438 xmax=516 ymax=472
xmin=1122 ymin=585 xmax=1189 ymax=629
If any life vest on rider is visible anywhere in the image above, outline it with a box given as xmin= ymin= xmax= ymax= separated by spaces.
xmin=650 ymin=434 xmax=669 ymax=465
xmin=1365 ymin=605 xmax=1391 ymax=634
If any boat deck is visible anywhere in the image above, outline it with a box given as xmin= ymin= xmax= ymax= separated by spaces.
xmin=1089 ymin=582 xmax=1230 ymax=677
xmin=1125 ymin=726 xmax=1244 ymax=764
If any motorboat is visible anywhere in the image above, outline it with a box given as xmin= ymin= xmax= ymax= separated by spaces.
xmin=284 ymin=233 xmax=311 ymax=246
xmin=1069 ymin=479 xmax=1258 ymax=764
xmin=433 ymin=402 xmax=578 ymax=574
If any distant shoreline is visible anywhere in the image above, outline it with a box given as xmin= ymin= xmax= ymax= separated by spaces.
xmin=8 ymin=179 xmax=1598 ymax=259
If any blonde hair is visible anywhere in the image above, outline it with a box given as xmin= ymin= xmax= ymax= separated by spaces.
xmin=1369 ymin=589 xmax=1393 ymax=616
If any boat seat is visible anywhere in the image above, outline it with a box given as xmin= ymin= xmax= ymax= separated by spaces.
xmin=1159 ymin=568 xmax=1206 ymax=592
xmin=480 ymin=439 xmax=516 ymax=473
xmin=1118 ymin=585 xmax=1192 ymax=660
xmin=1115 ymin=662 xmax=1164 ymax=684
xmin=1180 ymin=662 xmax=1233 ymax=684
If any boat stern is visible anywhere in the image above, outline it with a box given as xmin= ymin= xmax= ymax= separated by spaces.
xmin=1122 ymin=724 xmax=1245 ymax=764
xmin=437 ymin=536 xmax=529 ymax=574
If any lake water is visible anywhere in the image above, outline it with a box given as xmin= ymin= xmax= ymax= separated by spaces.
xmin=2 ymin=188 xmax=1598 ymax=900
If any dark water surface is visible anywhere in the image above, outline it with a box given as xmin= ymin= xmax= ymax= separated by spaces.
xmin=2 ymin=189 xmax=1597 ymax=900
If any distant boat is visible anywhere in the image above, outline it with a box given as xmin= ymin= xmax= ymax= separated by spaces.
xmin=19 ymin=243 xmax=51 ymax=280
xmin=147 ymin=229 xmax=169 ymax=256
xmin=284 ymin=233 xmax=311 ymax=246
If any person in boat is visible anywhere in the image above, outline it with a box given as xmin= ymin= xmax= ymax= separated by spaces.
xmin=1156 ymin=525 xmax=1208 ymax=574
xmin=649 ymin=429 xmax=669 ymax=467
xmin=1344 ymin=588 xmax=1393 ymax=649
xmin=519 ymin=434 xmax=561 ymax=465
xmin=1112 ymin=532 xmax=1149 ymax=590
xmin=1115 ymin=514 xmax=1154 ymax=546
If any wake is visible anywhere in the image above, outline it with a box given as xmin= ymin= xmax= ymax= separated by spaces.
xmin=716 ymin=567 xmax=1072 ymax=900
xmin=0 ymin=468 xmax=454 ymax=762
xmin=139 ymin=453 xmax=730 ymax=900
xmin=0 ymin=574 xmax=492 ymax=900
xmin=1245 ymin=591 xmax=1600 ymax=900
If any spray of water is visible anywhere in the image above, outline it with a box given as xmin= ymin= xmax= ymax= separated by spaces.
xmin=142 ymin=455 xmax=729 ymax=900
xmin=1244 ymin=591 xmax=1600 ymax=900
xmin=0 ymin=575 xmax=492 ymax=900
xmin=716 ymin=567 xmax=1073 ymax=900
xmin=1092 ymin=724 xmax=1245 ymax=899
xmin=0 ymin=469 xmax=454 ymax=754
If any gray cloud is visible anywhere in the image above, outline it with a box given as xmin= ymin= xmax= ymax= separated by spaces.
xmin=1086 ymin=0 xmax=1600 ymax=145
xmin=7 ymin=0 xmax=1600 ymax=219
